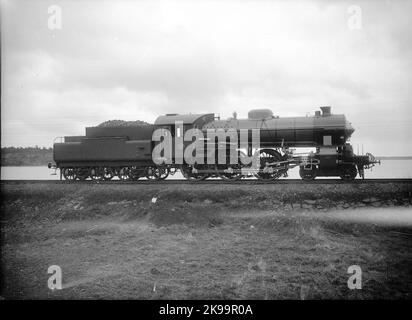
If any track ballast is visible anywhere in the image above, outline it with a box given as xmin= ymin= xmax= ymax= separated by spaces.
xmin=2 ymin=178 xmax=412 ymax=185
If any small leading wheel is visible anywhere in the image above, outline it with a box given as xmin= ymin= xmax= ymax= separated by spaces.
xmin=90 ymin=167 xmax=105 ymax=181
xmin=340 ymin=164 xmax=357 ymax=181
xmin=146 ymin=166 xmax=170 ymax=180
xmin=62 ymin=167 xmax=76 ymax=181
xmin=299 ymin=165 xmax=317 ymax=181
xmin=180 ymin=164 xmax=209 ymax=181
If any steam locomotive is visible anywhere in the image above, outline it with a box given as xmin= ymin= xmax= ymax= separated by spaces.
xmin=49 ymin=106 xmax=379 ymax=181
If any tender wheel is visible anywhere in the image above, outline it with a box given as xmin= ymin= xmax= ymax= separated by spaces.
xmin=103 ymin=167 xmax=115 ymax=181
xmin=117 ymin=167 xmax=131 ymax=181
xmin=129 ymin=166 xmax=146 ymax=181
xmin=254 ymin=149 xmax=287 ymax=180
xmin=340 ymin=164 xmax=357 ymax=181
xmin=62 ymin=167 xmax=76 ymax=181
xmin=90 ymin=167 xmax=104 ymax=181
xmin=146 ymin=166 xmax=170 ymax=180
xmin=299 ymin=165 xmax=317 ymax=181
xmin=180 ymin=164 xmax=209 ymax=181
xmin=76 ymin=167 xmax=90 ymax=181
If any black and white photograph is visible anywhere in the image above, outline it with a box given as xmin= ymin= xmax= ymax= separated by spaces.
xmin=1 ymin=0 xmax=411 ymax=310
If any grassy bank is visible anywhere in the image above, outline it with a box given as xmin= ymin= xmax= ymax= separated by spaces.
xmin=1 ymin=147 xmax=53 ymax=166
xmin=1 ymin=182 xmax=411 ymax=299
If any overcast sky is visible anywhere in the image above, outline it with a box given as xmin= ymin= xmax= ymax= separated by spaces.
xmin=1 ymin=0 xmax=411 ymax=155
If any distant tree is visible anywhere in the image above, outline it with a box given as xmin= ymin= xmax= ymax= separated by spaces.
xmin=1 ymin=146 xmax=53 ymax=166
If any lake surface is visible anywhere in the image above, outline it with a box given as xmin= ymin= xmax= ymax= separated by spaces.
xmin=1 ymin=159 xmax=412 ymax=180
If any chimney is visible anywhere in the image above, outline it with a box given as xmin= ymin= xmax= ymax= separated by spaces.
xmin=320 ymin=106 xmax=331 ymax=116
xmin=315 ymin=111 xmax=321 ymax=117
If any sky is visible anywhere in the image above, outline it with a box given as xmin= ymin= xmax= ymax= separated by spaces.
xmin=1 ymin=0 xmax=412 ymax=155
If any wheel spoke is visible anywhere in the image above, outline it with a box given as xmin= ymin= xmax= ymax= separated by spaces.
xmin=118 ymin=167 xmax=131 ymax=180
xmin=62 ymin=167 xmax=76 ymax=180
xmin=340 ymin=165 xmax=357 ymax=180
xmin=254 ymin=149 xmax=287 ymax=180
xmin=299 ymin=165 xmax=317 ymax=180
xmin=147 ymin=166 xmax=170 ymax=180
xmin=129 ymin=166 xmax=145 ymax=180
xmin=103 ymin=167 xmax=115 ymax=180
xmin=90 ymin=167 xmax=104 ymax=181
xmin=76 ymin=167 xmax=90 ymax=180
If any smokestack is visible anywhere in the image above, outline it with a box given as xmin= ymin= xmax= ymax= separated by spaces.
xmin=320 ymin=106 xmax=331 ymax=116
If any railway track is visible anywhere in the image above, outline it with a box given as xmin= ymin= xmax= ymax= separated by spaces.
xmin=2 ymin=178 xmax=412 ymax=185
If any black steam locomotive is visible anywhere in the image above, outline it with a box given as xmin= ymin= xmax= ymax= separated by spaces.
xmin=49 ymin=106 xmax=379 ymax=181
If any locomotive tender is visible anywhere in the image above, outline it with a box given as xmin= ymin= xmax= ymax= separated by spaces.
xmin=49 ymin=106 xmax=379 ymax=181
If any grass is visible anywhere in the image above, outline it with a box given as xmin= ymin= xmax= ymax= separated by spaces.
xmin=1 ymin=182 xmax=411 ymax=299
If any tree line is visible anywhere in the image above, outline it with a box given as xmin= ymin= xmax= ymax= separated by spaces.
xmin=1 ymin=147 xmax=53 ymax=166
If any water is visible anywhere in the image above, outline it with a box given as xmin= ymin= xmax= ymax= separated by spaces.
xmin=1 ymin=159 xmax=411 ymax=180
xmin=317 ymin=207 xmax=412 ymax=227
